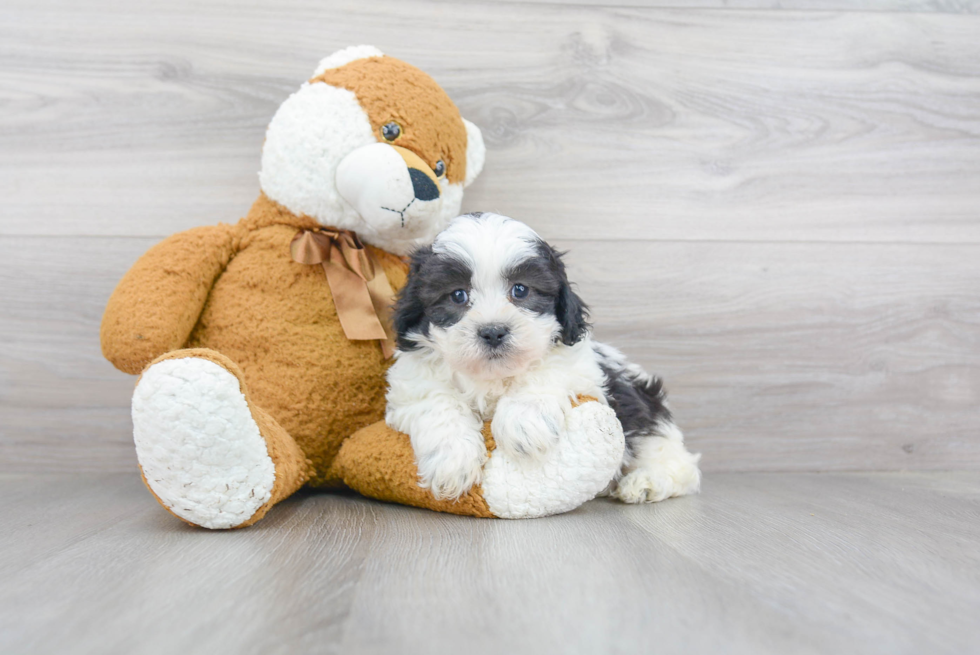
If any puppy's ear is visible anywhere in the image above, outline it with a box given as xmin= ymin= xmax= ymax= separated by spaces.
xmin=557 ymin=277 xmax=590 ymax=345
xmin=541 ymin=242 xmax=590 ymax=345
xmin=392 ymin=246 xmax=433 ymax=351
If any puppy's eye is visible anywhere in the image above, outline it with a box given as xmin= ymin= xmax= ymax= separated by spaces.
xmin=511 ymin=283 xmax=529 ymax=299
xmin=434 ymin=160 xmax=446 ymax=177
xmin=450 ymin=289 xmax=468 ymax=304
xmin=381 ymin=121 xmax=401 ymax=142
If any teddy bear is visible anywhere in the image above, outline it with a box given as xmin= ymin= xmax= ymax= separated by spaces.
xmin=101 ymin=46 xmax=624 ymax=528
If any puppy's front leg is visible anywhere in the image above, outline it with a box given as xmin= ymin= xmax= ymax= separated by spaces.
xmin=491 ymin=392 xmax=569 ymax=461
xmin=387 ymin=366 xmax=487 ymax=500
xmin=410 ymin=405 xmax=487 ymax=501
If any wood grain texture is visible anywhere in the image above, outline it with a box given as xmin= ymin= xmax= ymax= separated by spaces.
xmin=1 ymin=472 xmax=978 ymax=654
xmin=2 ymin=1 xmax=979 ymax=473
xmin=2 ymin=5 xmax=978 ymax=652
xmin=2 ymin=236 xmax=978 ymax=473
xmin=0 ymin=237 xmax=138 ymax=473
xmin=1 ymin=2 xmax=979 ymax=243
xmin=565 ymin=238 xmax=980 ymax=471
xmin=461 ymin=0 xmax=980 ymax=12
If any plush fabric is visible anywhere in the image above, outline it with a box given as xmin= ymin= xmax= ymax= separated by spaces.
xmin=313 ymin=56 xmax=469 ymax=185
xmin=103 ymin=194 xmax=408 ymax=489
xmin=101 ymin=47 xmax=623 ymax=528
xmin=258 ymin=48 xmax=480 ymax=257
xmin=101 ymin=225 xmax=238 ymax=375
xmin=330 ymin=419 xmax=495 ymax=518
xmin=134 ymin=348 xmax=310 ymax=529
xmin=331 ymin=396 xmax=625 ymax=519
xmin=187 ymin=195 xmax=409 ymax=486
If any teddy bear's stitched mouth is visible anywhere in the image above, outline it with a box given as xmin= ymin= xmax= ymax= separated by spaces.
xmin=381 ymin=198 xmax=415 ymax=228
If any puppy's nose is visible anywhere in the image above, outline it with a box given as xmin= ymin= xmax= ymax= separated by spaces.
xmin=478 ymin=324 xmax=510 ymax=348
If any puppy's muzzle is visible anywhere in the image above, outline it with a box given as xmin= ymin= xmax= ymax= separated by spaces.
xmin=477 ymin=323 xmax=510 ymax=350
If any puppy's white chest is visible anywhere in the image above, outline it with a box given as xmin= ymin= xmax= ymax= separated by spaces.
xmin=452 ymin=375 xmax=510 ymax=420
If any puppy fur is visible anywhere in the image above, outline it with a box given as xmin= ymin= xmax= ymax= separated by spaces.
xmin=385 ymin=213 xmax=701 ymax=503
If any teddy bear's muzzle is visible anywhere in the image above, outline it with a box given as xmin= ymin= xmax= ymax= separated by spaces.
xmin=336 ymin=142 xmax=443 ymax=234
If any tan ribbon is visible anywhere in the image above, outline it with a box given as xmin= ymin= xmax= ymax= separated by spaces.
xmin=290 ymin=227 xmax=397 ymax=358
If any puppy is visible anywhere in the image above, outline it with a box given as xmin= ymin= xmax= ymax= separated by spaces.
xmin=385 ymin=213 xmax=701 ymax=504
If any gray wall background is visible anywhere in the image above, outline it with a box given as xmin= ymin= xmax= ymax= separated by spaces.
xmin=2 ymin=0 xmax=978 ymax=474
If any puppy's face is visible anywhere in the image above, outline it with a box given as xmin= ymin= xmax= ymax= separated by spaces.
xmin=394 ymin=213 xmax=589 ymax=380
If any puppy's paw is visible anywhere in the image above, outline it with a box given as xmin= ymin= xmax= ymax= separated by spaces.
xmin=416 ymin=432 xmax=488 ymax=501
xmin=491 ymin=395 xmax=567 ymax=461
xmin=612 ymin=439 xmax=701 ymax=504
xmin=613 ymin=469 xmax=678 ymax=503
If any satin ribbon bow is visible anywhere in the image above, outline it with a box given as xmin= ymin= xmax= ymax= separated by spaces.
xmin=290 ymin=227 xmax=397 ymax=358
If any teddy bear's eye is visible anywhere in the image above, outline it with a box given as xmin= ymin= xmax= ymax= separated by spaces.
xmin=434 ymin=160 xmax=446 ymax=177
xmin=381 ymin=121 xmax=401 ymax=141
xmin=450 ymin=289 xmax=468 ymax=305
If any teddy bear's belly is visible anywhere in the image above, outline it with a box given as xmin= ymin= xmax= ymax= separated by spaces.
xmin=186 ymin=234 xmax=392 ymax=486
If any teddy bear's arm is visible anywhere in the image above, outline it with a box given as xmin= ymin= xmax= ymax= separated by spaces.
xmin=100 ymin=224 xmax=238 ymax=375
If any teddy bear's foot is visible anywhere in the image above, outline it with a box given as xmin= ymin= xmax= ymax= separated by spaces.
xmin=481 ymin=399 xmax=626 ymax=519
xmin=133 ymin=349 xmax=309 ymax=529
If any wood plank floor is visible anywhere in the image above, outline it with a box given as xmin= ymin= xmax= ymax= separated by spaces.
xmin=2 ymin=472 xmax=978 ymax=654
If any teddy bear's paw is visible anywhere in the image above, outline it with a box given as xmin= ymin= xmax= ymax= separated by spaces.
xmin=612 ymin=437 xmax=702 ymax=504
xmin=133 ymin=356 xmax=276 ymax=529
xmin=491 ymin=395 xmax=567 ymax=462
xmin=416 ymin=434 xmax=487 ymax=501
xmin=482 ymin=401 xmax=625 ymax=519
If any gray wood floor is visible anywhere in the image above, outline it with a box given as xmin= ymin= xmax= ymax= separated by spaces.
xmin=2 ymin=472 xmax=978 ymax=655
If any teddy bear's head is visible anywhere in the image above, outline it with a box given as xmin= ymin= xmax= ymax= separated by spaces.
xmin=259 ymin=45 xmax=485 ymax=256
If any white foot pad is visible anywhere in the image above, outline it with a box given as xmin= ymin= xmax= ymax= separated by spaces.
xmin=481 ymin=402 xmax=625 ymax=519
xmin=132 ymin=357 xmax=276 ymax=529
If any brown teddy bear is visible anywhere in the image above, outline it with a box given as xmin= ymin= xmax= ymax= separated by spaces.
xmin=102 ymin=46 xmax=626 ymax=528
xmin=101 ymin=46 xmax=488 ymax=528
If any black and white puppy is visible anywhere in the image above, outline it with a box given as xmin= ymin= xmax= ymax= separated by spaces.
xmin=385 ymin=213 xmax=701 ymax=503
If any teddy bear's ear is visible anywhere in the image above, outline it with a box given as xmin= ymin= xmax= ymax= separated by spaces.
xmin=462 ymin=118 xmax=486 ymax=188
xmin=312 ymin=45 xmax=385 ymax=77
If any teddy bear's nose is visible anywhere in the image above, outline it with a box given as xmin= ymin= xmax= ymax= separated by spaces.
xmin=392 ymin=145 xmax=441 ymax=202
xmin=409 ymin=168 xmax=440 ymax=201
